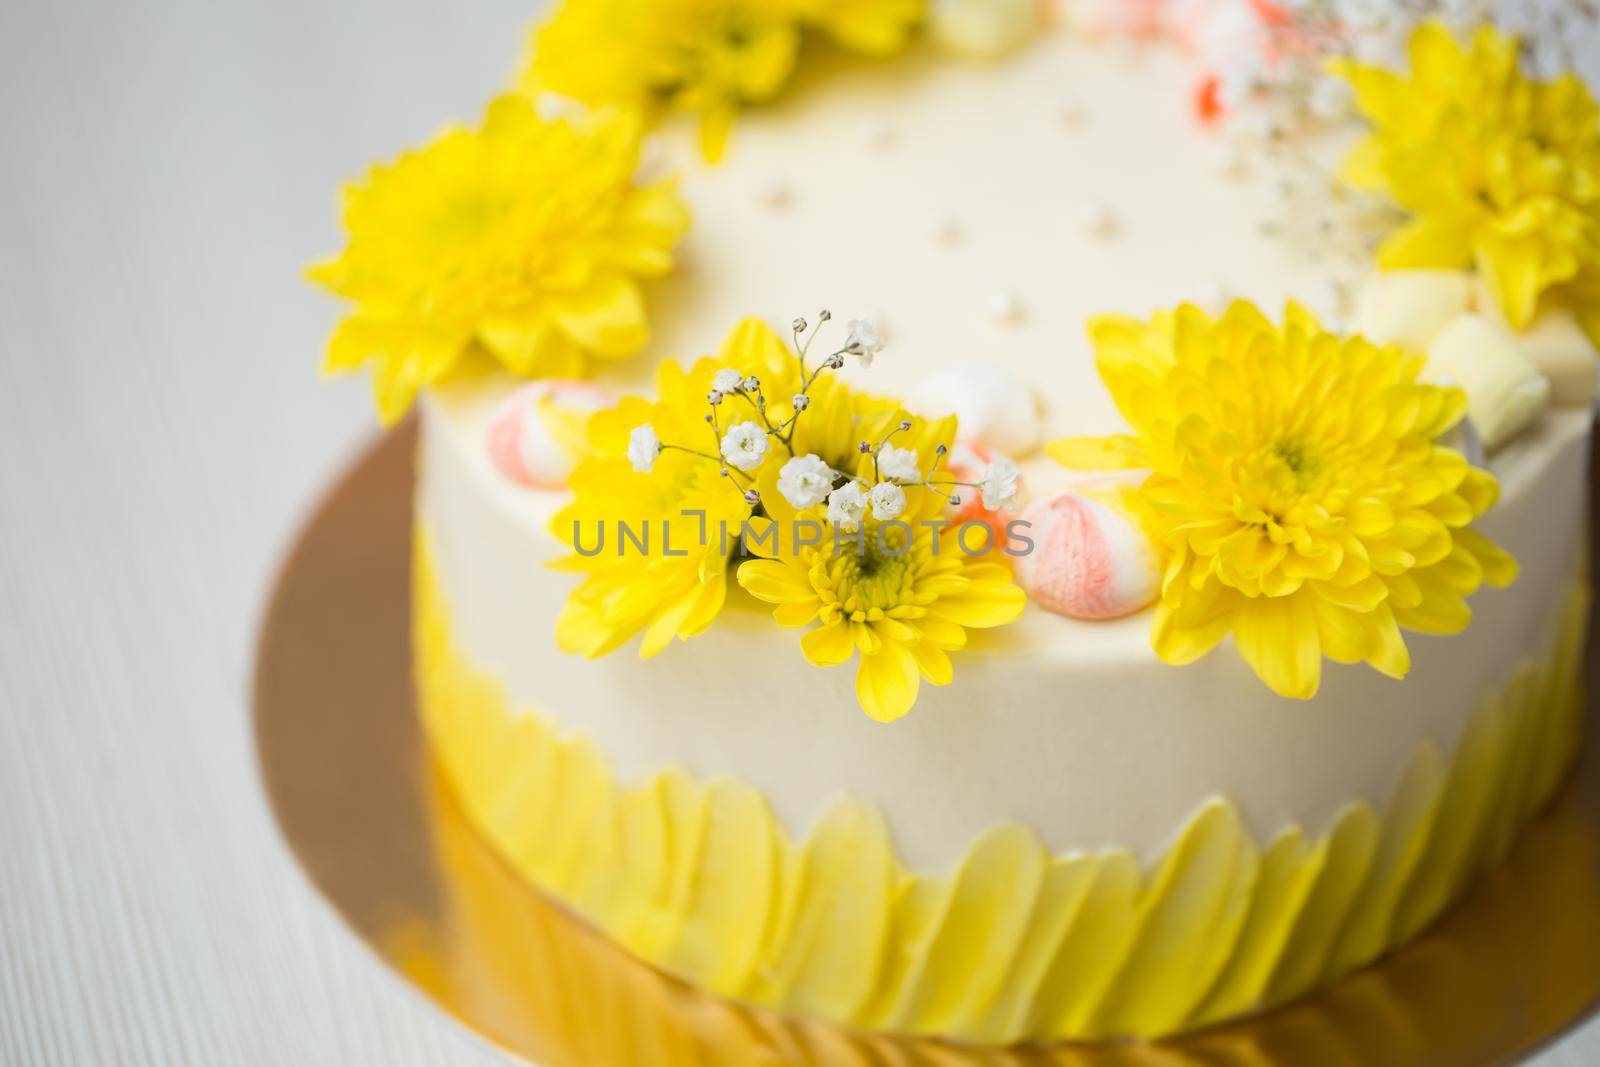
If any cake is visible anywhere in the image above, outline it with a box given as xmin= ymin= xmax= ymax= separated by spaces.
xmin=311 ymin=0 xmax=1599 ymax=1046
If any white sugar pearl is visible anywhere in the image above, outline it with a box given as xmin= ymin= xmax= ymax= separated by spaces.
xmin=1056 ymin=99 xmax=1088 ymax=129
xmin=934 ymin=217 xmax=964 ymax=245
xmin=1082 ymin=203 xmax=1119 ymax=239
xmin=758 ymin=181 xmax=793 ymax=210
xmin=863 ymin=119 xmax=897 ymax=149
xmin=987 ymin=290 xmax=1026 ymax=328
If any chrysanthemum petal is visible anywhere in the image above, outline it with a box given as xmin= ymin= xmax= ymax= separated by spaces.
xmin=1234 ymin=595 xmax=1322 ymax=700
xmin=738 ymin=559 xmax=813 ymax=604
xmin=908 ymin=641 xmax=954 ymax=686
xmin=801 ymin=622 xmax=856 ymax=668
xmin=855 ymin=643 xmax=920 ymax=724
xmin=552 ymin=273 xmax=649 ymax=356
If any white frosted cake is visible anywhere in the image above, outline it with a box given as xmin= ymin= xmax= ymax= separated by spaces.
xmin=313 ymin=1 xmax=1598 ymax=1045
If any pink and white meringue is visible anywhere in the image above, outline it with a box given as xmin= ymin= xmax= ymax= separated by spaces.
xmin=1012 ymin=483 xmax=1160 ymax=621
xmin=486 ymin=380 xmax=610 ymax=490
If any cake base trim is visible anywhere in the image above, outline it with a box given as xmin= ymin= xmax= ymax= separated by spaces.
xmin=416 ymin=525 xmax=1587 ymax=1043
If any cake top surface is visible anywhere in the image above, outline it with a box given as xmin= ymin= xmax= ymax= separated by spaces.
xmin=637 ymin=28 xmax=1359 ymax=438
xmin=312 ymin=3 xmax=1600 ymax=721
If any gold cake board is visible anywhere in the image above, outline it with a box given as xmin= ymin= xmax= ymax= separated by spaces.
xmin=255 ymin=420 xmax=1600 ymax=1067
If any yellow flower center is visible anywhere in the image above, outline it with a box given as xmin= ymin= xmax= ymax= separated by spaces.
xmin=811 ymin=518 xmax=926 ymax=619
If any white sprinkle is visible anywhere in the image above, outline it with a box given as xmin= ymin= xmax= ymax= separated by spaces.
xmin=758 ymin=181 xmax=793 ymax=210
xmin=863 ymin=119 xmax=897 ymax=149
xmin=987 ymin=290 xmax=1026 ymax=328
xmin=1056 ymin=99 xmax=1088 ymax=129
xmin=1081 ymin=203 xmax=1119 ymax=239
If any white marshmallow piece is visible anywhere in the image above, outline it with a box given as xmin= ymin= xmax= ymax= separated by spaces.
xmin=1354 ymin=269 xmax=1472 ymax=353
xmin=909 ymin=362 xmax=1045 ymax=457
xmin=1012 ymin=485 xmax=1160 ymax=621
xmin=1471 ymin=273 xmax=1598 ymax=406
xmin=1514 ymin=309 xmax=1599 ymax=407
xmin=486 ymin=380 xmax=610 ymax=489
xmin=1425 ymin=314 xmax=1551 ymax=453
xmin=930 ymin=0 xmax=1037 ymax=59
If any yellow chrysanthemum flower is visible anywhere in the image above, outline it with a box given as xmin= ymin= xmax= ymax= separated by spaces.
xmin=552 ymin=318 xmax=800 ymax=657
xmin=1048 ymin=301 xmax=1517 ymax=700
xmin=797 ymin=0 xmax=924 ymax=55
xmin=552 ymin=314 xmax=1024 ymax=720
xmin=738 ymin=408 xmax=1026 ymax=724
xmin=308 ymin=95 xmax=688 ymax=423
xmin=1335 ymin=21 xmax=1600 ymax=340
xmin=521 ymin=0 xmax=802 ymax=162
xmin=520 ymin=0 xmax=924 ymax=161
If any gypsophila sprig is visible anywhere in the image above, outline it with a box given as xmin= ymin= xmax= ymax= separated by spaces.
xmin=553 ymin=312 xmax=1027 ymax=720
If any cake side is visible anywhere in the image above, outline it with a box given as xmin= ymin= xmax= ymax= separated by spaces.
xmin=415 ymin=475 xmax=1589 ymax=1041
xmin=419 ymin=388 xmax=1591 ymax=869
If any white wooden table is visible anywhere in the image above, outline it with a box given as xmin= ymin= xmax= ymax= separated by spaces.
xmin=0 ymin=2 xmax=1593 ymax=1063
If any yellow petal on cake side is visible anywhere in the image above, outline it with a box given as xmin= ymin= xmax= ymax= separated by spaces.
xmin=307 ymin=97 xmax=688 ymax=423
xmin=1050 ymin=300 xmax=1517 ymax=700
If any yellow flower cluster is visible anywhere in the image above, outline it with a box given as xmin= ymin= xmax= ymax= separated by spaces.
xmin=308 ymin=96 xmax=688 ymax=423
xmin=520 ymin=0 xmax=925 ymax=161
xmin=552 ymin=317 xmax=1024 ymax=722
xmin=1336 ymin=21 xmax=1600 ymax=343
xmin=1049 ymin=301 xmax=1517 ymax=700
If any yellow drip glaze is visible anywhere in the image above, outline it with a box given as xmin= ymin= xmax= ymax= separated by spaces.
xmin=414 ymin=526 xmax=1589 ymax=1044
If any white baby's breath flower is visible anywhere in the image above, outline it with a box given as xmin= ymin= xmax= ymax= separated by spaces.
xmin=868 ymin=481 xmax=907 ymax=521
xmin=627 ymin=424 xmax=661 ymax=473
xmin=827 ymin=481 xmax=868 ymax=532
xmin=777 ymin=454 xmax=835 ymax=509
xmin=719 ymin=421 xmax=768 ymax=472
xmin=845 ymin=319 xmax=883 ymax=366
xmin=877 ymin=444 xmax=922 ymax=484
xmin=712 ymin=368 xmax=744 ymax=394
xmin=978 ymin=456 xmax=1020 ymax=511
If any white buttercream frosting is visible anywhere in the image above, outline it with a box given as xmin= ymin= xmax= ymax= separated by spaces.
xmin=414 ymin=24 xmax=1596 ymax=873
